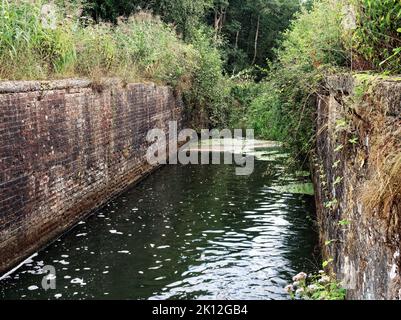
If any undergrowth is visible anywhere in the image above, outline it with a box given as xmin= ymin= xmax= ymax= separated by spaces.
xmin=0 ymin=2 xmax=195 ymax=84
xmin=0 ymin=0 xmax=231 ymax=129
xmin=286 ymin=271 xmax=346 ymax=300
xmin=351 ymin=0 xmax=401 ymax=74
xmin=247 ymin=0 xmax=347 ymax=161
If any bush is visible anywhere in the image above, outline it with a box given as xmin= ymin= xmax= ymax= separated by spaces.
xmin=0 ymin=0 xmax=76 ymax=79
xmin=227 ymin=71 xmax=262 ymax=130
xmin=0 ymin=2 xmax=197 ymax=84
xmin=352 ymin=0 xmax=401 ymax=74
xmin=183 ymin=27 xmax=231 ymax=129
xmin=0 ymin=1 xmax=231 ymax=128
xmin=286 ymin=271 xmax=346 ymax=300
xmin=248 ymin=0 xmax=346 ymax=158
xmin=74 ymin=13 xmax=198 ymax=85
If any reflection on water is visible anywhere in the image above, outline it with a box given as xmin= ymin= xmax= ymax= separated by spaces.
xmin=0 ymin=146 xmax=318 ymax=300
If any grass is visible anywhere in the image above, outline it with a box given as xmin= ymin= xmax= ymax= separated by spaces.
xmin=0 ymin=1 xmax=232 ymax=130
xmin=361 ymin=126 xmax=401 ymax=219
xmin=0 ymin=1 xmax=197 ymax=87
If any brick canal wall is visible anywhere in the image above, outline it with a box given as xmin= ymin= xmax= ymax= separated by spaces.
xmin=0 ymin=79 xmax=184 ymax=274
xmin=313 ymin=74 xmax=401 ymax=299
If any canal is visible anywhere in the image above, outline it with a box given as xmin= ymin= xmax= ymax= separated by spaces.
xmin=0 ymin=144 xmax=318 ymax=300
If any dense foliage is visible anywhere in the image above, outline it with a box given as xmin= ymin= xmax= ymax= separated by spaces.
xmin=79 ymin=0 xmax=301 ymax=70
xmin=248 ymin=0 xmax=346 ymax=157
xmin=352 ymin=0 xmax=401 ymax=73
xmin=246 ymin=0 xmax=401 ymax=159
xmin=0 ymin=1 xmax=193 ymax=82
xmin=1 ymin=0 xmax=399 ymax=138
xmin=209 ymin=0 xmax=301 ymax=73
xmin=0 ymin=0 xmax=231 ymax=130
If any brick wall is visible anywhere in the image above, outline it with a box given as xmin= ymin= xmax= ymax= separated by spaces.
xmin=0 ymin=79 xmax=183 ymax=274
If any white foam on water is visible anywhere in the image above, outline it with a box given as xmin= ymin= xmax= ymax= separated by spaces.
xmin=109 ymin=230 xmax=123 ymax=235
xmin=28 ymin=285 xmax=39 ymax=291
xmin=76 ymin=233 xmax=87 ymax=237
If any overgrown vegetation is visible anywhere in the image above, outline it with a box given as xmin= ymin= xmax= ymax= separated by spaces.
xmin=247 ymin=0 xmax=401 ymax=158
xmin=0 ymin=0 xmax=306 ymax=131
xmin=0 ymin=1 xmax=198 ymax=84
xmin=0 ymin=0 xmax=233 ymax=131
xmin=248 ymin=0 xmax=346 ymax=159
xmin=286 ymin=271 xmax=346 ymax=300
xmin=79 ymin=0 xmax=302 ymax=71
xmin=352 ymin=0 xmax=401 ymax=73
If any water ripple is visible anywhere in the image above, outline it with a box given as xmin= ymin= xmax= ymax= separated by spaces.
xmin=0 ymin=147 xmax=318 ymax=300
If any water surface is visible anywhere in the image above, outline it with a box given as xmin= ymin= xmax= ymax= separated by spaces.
xmin=0 ymin=146 xmax=318 ymax=300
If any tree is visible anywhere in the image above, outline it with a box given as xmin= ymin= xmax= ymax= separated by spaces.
xmin=156 ymin=0 xmax=213 ymax=39
xmin=81 ymin=0 xmax=301 ymax=71
xmin=83 ymin=0 xmax=213 ymax=40
xmin=211 ymin=0 xmax=300 ymax=71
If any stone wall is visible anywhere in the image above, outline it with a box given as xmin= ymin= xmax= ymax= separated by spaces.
xmin=0 ymin=79 xmax=183 ymax=274
xmin=313 ymin=74 xmax=401 ymax=299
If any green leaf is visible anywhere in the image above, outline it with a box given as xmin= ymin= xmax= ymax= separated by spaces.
xmin=334 ymin=145 xmax=344 ymax=152
xmin=332 ymin=160 xmax=341 ymax=169
xmin=333 ymin=176 xmax=343 ymax=186
xmin=324 ymin=198 xmax=338 ymax=209
xmin=349 ymin=137 xmax=358 ymax=144
xmin=322 ymin=258 xmax=333 ymax=268
xmin=339 ymin=219 xmax=351 ymax=226
xmin=335 ymin=119 xmax=347 ymax=128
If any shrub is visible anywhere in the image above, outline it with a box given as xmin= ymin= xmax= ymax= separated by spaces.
xmin=74 ymin=13 xmax=198 ymax=85
xmin=227 ymin=71 xmax=262 ymax=130
xmin=248 ymin=0 xmax=346 ymax=158
xmin=0 ymin=0 xmax=76 ymax=79
xmin=0 ymin=1 xmax=230 ymax=128
xmin=286 ymin=271 xmax=346 ymax=300
xmin=183 ymin=27 xmax=231 ymax=129
xmin=352 ymin=0 xmax=401 ymax=74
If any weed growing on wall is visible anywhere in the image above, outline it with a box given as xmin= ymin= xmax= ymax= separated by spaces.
xmin=286 ymin=271 xmax=346 ymax=300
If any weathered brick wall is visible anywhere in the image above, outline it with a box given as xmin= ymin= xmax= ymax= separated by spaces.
xmin=0 ymin=79 xmax=183 ymax=274
xmin=312 ymin=74 xmax=401 ymax=299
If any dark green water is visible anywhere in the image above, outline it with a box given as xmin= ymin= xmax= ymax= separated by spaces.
xmin=0 ymin=149 xmax=318 ymax=300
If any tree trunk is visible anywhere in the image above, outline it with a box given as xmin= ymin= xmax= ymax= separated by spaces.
xmin=214 ymin=10 xmax=220 ymax=32
xmin=214 ymin=9 xmax=221 ymax=40
xmin=214 ymin=8 xmax=226 ymax=39
xmin=252 ymin=15 xmax=260 ymax=65
xmin=221 ymin=9 xmax=226 ymax=31
xmin=235 ymin=30 xmax=239 ymax=50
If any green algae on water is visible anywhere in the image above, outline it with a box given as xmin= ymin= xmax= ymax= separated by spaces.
xmin=271 ymin=183 xmax=315 ymax=196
